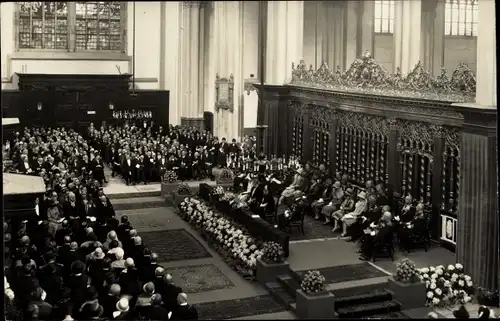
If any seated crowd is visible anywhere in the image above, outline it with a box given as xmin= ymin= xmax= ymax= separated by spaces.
xmin=232 ymin=161 xmax=431 ymax=260
xmin=4 ymin=126 xmax=199 ymax=320
xmin=88 ymin=122 xmax=256 ymax=185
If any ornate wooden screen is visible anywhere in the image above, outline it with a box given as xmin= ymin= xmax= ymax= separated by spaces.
xmin=310 ymin=108 xmax=330 ymax=167
xmin=291 ymin=104 xmax=305 ymax=161
xmin=335 ymin=111 xmax=389 ymax=186
xmin=441 ymin=129 xmax=460 ymax=214
xmin=397 ymin=121 xmax=435 ymax=204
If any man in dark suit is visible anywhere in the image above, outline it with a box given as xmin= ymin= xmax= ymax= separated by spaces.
xmin=171 ymin=293 xmax=198 ymax=320
xmin=143 ymin=151 xmax=154 ymax=184
xmin=159 ymin=273 xmax=183 ymax=313
xmin=112 ymin=149 xmax=122 ymax=177
xmin=141 ymin=294 xmax=170 ymax=320
xmin=121 ymin=152 xmax=135 ymax=185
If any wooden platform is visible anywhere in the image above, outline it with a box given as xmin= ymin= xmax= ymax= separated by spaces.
xmin=3 ymin=173 xmax=45 ymax=195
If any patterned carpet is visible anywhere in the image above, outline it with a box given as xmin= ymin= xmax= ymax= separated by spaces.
xmin=289 ymin=215 xmax=341 ymax=241
xmin=140 ymin=229 xmax=212 ymax=262
xmin=194 ymin=295 xmax=287 ymax=320
xmin=295 ymin=262 xmax=388 ymax=284
xmin=167 ymin=264 xmax=235 ymax=293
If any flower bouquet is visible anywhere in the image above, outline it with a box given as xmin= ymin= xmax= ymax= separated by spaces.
xmin=261 ymin=242 xmax=285 ymax=264
xmin=395 ymin=258 xmax=419 ymax=283
xmin=175 ymin=183 xmax=192 ymax=196
xmin=476 ymin=287 xmax=500 ymax=307
xmin=163 ymin=170 xmax=178 ymax=183
xmin=218 ymin=168 xmax=234 ymax=181
xmin=178 ymin=197 xmax=264 ymax=280
xmin=418 ymin=263 xmax=474 ymax=307
xmin=301 ymin=270 xmax=327 ymax=294
xmin=212 ymin=186 xmax=225 ymax=197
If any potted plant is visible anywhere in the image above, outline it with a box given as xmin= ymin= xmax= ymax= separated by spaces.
xmin=172 ymin=183 xmax=192 ymax=207
xmin=216 ymin=168 xmax=235 ymax=188
xmin=387 ymin=258 xmax=426 ymax=309
xmin=256 ymin=242 xmax=289 ymax=284
xmin=161 ymin=170 xmax=178 ymax=197
xmin=296 ymin=270 xmax=336 ymax=319
xmin=476 ymin=287 xmax=499 ymax=307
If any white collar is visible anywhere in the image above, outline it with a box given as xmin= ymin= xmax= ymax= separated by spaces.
xmin=179 ymin=303 xmax=188 ymax=306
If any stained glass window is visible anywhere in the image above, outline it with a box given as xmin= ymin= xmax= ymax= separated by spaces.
xmin=374 ymin=0 xmax=395 ymax=34
xmin=445 ymin=0 xmax=478 ymax=36
xmin=75 ymin=2 xmax=123 ymax=51
xmin=17 ymin=1 xmax=125 ymax=51
xmin=18 ymin=2 xmax=68 ymax=49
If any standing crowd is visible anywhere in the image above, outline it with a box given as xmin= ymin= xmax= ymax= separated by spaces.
xmin=4 ymin=126 xmax=199 ymax=320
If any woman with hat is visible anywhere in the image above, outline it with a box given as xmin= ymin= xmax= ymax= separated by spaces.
xmin=340 ymin=191 xmax=368 ymax=237
xmin=453 ymin=305 xmax=470 ymax=319
xmin=331 ymin=188 xmax=356 ymax=232
xmin=278 ymin=167 xmax=308 ymax=205
xmin=319 ymin=181 xmax=344 ymax=222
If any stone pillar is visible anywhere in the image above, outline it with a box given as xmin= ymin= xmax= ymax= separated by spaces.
xmin=420 ymin=0 xmax=444 ymax=76
xmin=211 ymin=1 xmax=243 ymax=140
xmin=189 ymin=3 xmax=201 ymax=118
xmin=345 ymin=1 xmax=359 ymax=68
xmin=265 ymin=1 xmax=304 ymax=84
xmin=161 ymin=2 xmax=181 ymax=125
xmin=325 ymin=1 xmax=346 ymax=72
xmin=393 ymin=0 xmax=422 ymax=75
xmin=179 ymin=2 xmax=190 ymax=119
xmin=358 ymin=1 xmax=374 ymax=55
xmin=475 ymin=0 xmax=497 ymax=107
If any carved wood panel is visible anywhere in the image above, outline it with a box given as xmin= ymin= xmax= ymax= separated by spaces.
xmin=335 ymin=111 xmax=389 ymax=186
xmin=442 ymin=129 xmax=460 ymax=215
xmin=291 ymin=104 xmax=305 ymax=161
xmin=310 ymin=109 xmax=330 ymax=167
xmin=396 ymin=121 xmax=437 ymax=205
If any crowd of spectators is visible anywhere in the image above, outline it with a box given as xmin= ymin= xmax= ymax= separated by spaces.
xmin=4 ymin=126 xmax=198 ymax=320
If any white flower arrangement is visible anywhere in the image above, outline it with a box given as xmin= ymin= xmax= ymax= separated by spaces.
xmin=213 ymin=186 xmax=225 ymax=196
xmin=418 ymin=262 xmax=474 ymax=307
xmin=4 ymin=276 xmax=15 ymax=300
xmin=179 ymin=197 xmax=263 ymax=272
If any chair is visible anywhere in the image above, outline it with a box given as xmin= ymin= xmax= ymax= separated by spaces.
xmin=371 ymin=228 xmax=395 ymax=262
xmin=286 ymin=212 xmax=305 ymax=235
xmin=407 ymin=213 xmax=432 ymax=252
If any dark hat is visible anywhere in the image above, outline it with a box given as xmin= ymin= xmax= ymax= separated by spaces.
xmin=121 ymin=215 xmax=129 ymax=223
xmin=151 ymin=293 xmax=162 ymax=306
xmin=85 ymin=302 xmax=104 ymax=318
xmin=478 ymin=306 xmax=490 ymax=319
xmin=86 ymin=286 xmax=99 ymax=301
xmin=71 ymin=260 xmax=86 ymax=274
xmin=453 ymin=305 xmax=470 ymax=319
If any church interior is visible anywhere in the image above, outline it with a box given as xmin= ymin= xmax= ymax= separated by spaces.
xmin=2 ymin=1 xmax=498 ymax=319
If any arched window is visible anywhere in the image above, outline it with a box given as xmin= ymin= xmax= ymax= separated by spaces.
xmin=17 ymin=1 xmax=126 ymax=52
xmin=445 ymin=0 xmax=478 ymax=36
xmin=374 ymin=0 xmax=395 ymax=34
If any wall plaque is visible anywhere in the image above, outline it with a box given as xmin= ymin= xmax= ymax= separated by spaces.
xmin=215 ymin=73 xmax=234 ymax=113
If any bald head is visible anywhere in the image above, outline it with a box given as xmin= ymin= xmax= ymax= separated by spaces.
xmin=129 ymin=229 xmax=137 ymax=237
xmin=151 ymin=253 xmax=158 ymax=262
xmin=164 ymin=273 xmax=173 ymax=284
xmin=177 ymin=293 xmax=188 ymax=305
xmin=108 ymin=231 xmax=117 ymax=240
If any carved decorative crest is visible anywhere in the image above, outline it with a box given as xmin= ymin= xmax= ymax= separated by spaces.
xmin=244 ymin=82 xmax=257 ymax=95
xmin=290 ymin=51 xmax=476 ymax=102
xmin=215 ymin=73 xmax=234 ymax=113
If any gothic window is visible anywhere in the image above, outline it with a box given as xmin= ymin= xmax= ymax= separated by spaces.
xmin=17 ymin=1 xmax=126 ymax=52
xmin=445 ymin=0 xmax=478 ymax=36
xmin=75 ymin=2 xmax=123 ymax=51
xmin=18 ymin=2 xmax=68 ymax=49
xmin=374 ymin=0 xmax=395 ymax=34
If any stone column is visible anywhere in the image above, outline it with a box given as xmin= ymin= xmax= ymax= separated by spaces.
xmin=189 ymin=2 xmax=201 ymax=118
xmin=325 ymin=1 xmax=347 ymax=72
xmin=420 ymin=0 xmax=445 ymax=76
xmin=358 ymin=1 xmax=374 ymax=55
xmin=211 ymin=1 xmax=243 ymax=140
xmin=345 ymin=1 xmax=359 ymax=68
xmin=475 ymin=0 xmax=497 ymax=107
xmin=179 ymin=2 xmax=190 ymax=119
xmin=265 ymin=1 xmax=304 ymax=84
xmin=393 ymin=0 xmax=422 ymax=75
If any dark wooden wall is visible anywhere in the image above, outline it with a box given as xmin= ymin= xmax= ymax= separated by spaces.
xmin=1 ymin=73 xmax=169 ymax=129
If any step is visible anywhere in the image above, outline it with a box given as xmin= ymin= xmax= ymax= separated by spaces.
xmin=334 ymin=290 xmax=392 ymax=309
xmin=329 ymin=280 xmax=389 ymax=298
xmin=363 ymin=311 xmax=410 ymax=319
xmin=289 ymin=302 xmax=296 ymax=313
xmin=336 ymin=300 xmax=401 ymax=319
xmin=108 ymin=191 xmax=162 ymax=199
xmin=112 ymin=196 xmax=167 ymax=211
xmin=276 ymin=275 xmax=301 ymax=297
xmin=265 ymin=282 xmax=296 ymax=308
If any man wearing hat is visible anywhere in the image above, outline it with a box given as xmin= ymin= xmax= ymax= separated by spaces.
xmin=340 ymin=191 xmax=368 ymax=237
